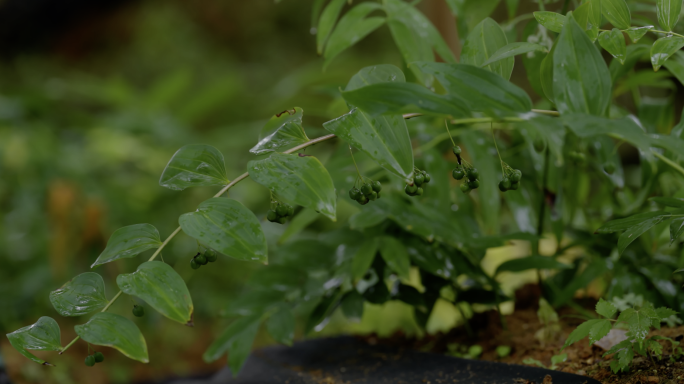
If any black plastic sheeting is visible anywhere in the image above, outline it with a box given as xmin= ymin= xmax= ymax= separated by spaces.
xmin=168 ymin=336 xmax=600 ymax=384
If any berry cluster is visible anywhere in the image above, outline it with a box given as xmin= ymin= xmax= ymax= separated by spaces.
xmin=405 ymin=168 xmax=431 ymax=196
xmin=451 ymin=146 xmax=479 ymax=194
xmin=267 ymin=202 xmax=294 ymax=224
xmin=132 ymin=304 xmax=145 ymax=317
xmin=84 ymin=352 xmax=104 ymax=367
xmin=190 ymin=249 xmax=218 ymax=270
xmin=349 ymin=180 xmax=382 ymax=205
xmin=498 ymin=163 xmax=522 ymax=192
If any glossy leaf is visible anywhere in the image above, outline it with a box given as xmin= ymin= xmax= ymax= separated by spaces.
xmin=670 ymin=218 xmax=684 ymax=244
xmin=248 ymin=153 xmax=337 ymax=220
xmin=324 ymin=3 xmax=385 ymax=67
xmin=480 ymin=42 xmax=548 ymax=68
xmin=461 ymin=18 xmax=513 ymax=79
xmin=249 ymin=107 xmax=309 ymax=155
xmin=117 ymin=261 xmax=193 ymax=326
xmin=657 ymin=0 xmax=681 ymax=31
xmin=533 ymin=11 xmax=566 ymax=33
xmin=159 ymin=144 xmax=229 ymax=191
xmin=75 ymin=313 xmax=148 ymax=363
xmin=553 ymin=16 xmax=612 ymax=116
xmin=574 ymin=0 xmax=602 ymax=41
xmin=495 ymin=255 xmax=571 ymax=275
xmin=6 ymin=317 xmax=62 ymax=365
xmin=596 ymin=298 xmax=618 ymax=318
xmin=378 ymin=236 xmax=410 ymax=280
xmin=91 ymin=224 xmax=162 ymax=268
xmin=49 ymin=273 xmax=108 ymax=317
xmin=179 ymin=198 xmax=268 ymax=262
xmin=651 ymin=36 xmax=684 ymax=71
xmin=351 ymin=237 xmax=379 ymax=280
xmin=203 ymin=315 xmax=260 ymax=376
xmin=617 ymin=215 xmax=668 ymax=254
xmin=602 ymin=0 xmax=631 ymax=30
xmin=599 ymin=29 xmax=626 ymax=64
xmin=266 ymin=306 xmax=295 ymax=346
xmin=625 ymin=26 xmax=653 ymax=43
xmin=316 ymin=0 xmax=347 ymax=54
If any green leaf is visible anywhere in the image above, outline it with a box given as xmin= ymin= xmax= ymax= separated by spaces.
xmin=656 ymin=307 xmax=678 ymax=321
xmin=349 ymin=208 xmax=388 ymax=230
xmin=589 ymin=319 xmax=613 ymax=344
xmin=203 ymin=315 xmax=260 ymax=375
xmin=340 ymin=290 xmax=365 ymax=321
xmin=249 ymin=107 xmax=310 ymax=155
xmin=378 ymin=236 xmax=410 ymax=280
xmin=574 ymin=0 xmax=602 ymax=42
xmin=345 ymin=64 xmax=406 ymax=91
xmin=533 ymin=11 xmax=566 ymax=33
xmin=278 ymin=208 xmax=319 ymax=244
xmin=517 ymin=115 xmax=566 ymax=166
xmin=351 ymin=237 xmax=379 ymax=280
xmin=495 ymin=255 xmax=572 ymax=275
xmin=670 ymin=217 xmax=684 ymax=244
xmin=665 ymin=57 xmax=684 ymax=86
xmin=651 ymin=37 xmax=684 ymax=71
xmin=324 ymin=3 xmax=385 ymax=67
xmin=595 ymin=211 xmax=670 ymax=233
xmin=617 ymin=214 xmax=668 ymax=254
xmin=75 ymin=313 xmax=148 ymax=363
xmin=649 ymin=196 xmax=684 ymax=208
xmin=6 ymin=317 xmax=62 ymax=365
xmin=461 ymin=17 xmax=513 ymax=80
xmin=266 ymin=306 xmax=295 ymax=346
xmin=601 ymin=0 xmax=631 ymax=30
xmin=247 ymin=153 xmax=337 ymax=220
xmin=625 ymin=26 xmax=653 ymax=43
xmin=179 ymin=198 xmax=268 ymax=262
xmin=49 ymin=273 xmax=108 ymax=317
xmin=305 ymin=290 xmax=343 ymax=334
xmin=617 ymin=307 xmax=652 ymax=344
xmin=116 ymin=261 xmax=193 ymax=326
xmin=159 ymin=144 xmax=229 ymax=191
xmin=657 ymin=0 xmax=682 ymax=31
xmin=562 ymin=319 xmax=603 ymax=348
xmin=91 ymin=224 xmax=162 ymax=268
xmin=316 ymin=0 xmax=347 ymax=54
xmin=480 ymin=42 xmax=548 ymax=68
xmin=540 ymin=43 xmax=556 ymax=103
xmin=598 ymin=29 xmax=627 ymax=64
xmin=596 ymin=298 xmax=618 ymax=318
xmin=553 ymin=16 xmax=612 ymax=116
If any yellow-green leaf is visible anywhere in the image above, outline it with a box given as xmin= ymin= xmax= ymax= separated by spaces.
xmin=75 ymin=313 xmax=148 ymax=363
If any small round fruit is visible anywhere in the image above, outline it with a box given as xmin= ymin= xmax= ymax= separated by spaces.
xmin=204 ymin=249 xmax=218 ymax=262
xmin=533 ymin=138 xmax=545 ymax=153
xmin=190 ymin=259 xmax=200 ymax=270
xmin=361 ymin=183 xmax=373 ymax=195
xmin=287 ymin=205 xmax=295 ymax=216
xmin=368 ymin=191 xmax=378 ymax=201
xmin=196 ymin=254 xmax=208 ymax=265
xmin=85 ymin=355 xmax=96 ymax=367
xmin=267 ymin=210 xmax=277 ymax=222
xmin=453 ymin=146 xmax=462 ymax=155
xmin=405 ymin=184 xmax=418 ymax=194
xmin=372 ymin=181 xmax=382 ymax=192
xmin=468 ymin=179 xmax=480 ymax=189
xmin=278 ymin=217 xmax=287 ymax=224
xmin=604 ymin=162 xmax=616 ymax=174
xmin=467 ymin=168 xmax=479 ymax=180
xmin=460 ymin=183 xmax=471 ymax=194
xmin=414 ymin=173 xmax=425 ymax=186
xmin=133 ymin=305 xmax=145 ymax=317
xmin=498 ymin=181 xmax=508 ymax=192
xmin=358 ymin=194 xmax=369 ymax=204
xmin=502 ymin=178 xmax=511 ymax=190
xmin=376 ymin=192 xmax=381 ymax=199
xmin=452 ymin=168 xmax=465 ymax=180
xmin=509 ymin=170 xmax=522 ymax=182
xmin=416 ymin=188 xmax=424 ymax=196
xmin=349 ymin=187 xmax=361 ymax=200
xmin=94 ymin=352 xmax=104 ymax=363
xmin=510 ymin=181 xmax=520 ymax=190
xmin=276 ymin=204 xmax=288 ymax=217
xmin=424 ymin=173 xmax=431 ymax=183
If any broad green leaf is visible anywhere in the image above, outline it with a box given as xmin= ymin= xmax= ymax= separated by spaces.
xmin=540 ymin=43 xmax=556 ymax=103
xmin=617 ymin=307 xmax=652 ymax=344
xmin=553 ymin=16 xmax=612 ymax=116
xmin=562 ymin=319 xmax=602 ymax=348
xmin=117 ymin=261 xmax=193 ymax=325
xmin=6 ymin=317 xmax=61 ymax=365
xmin=617 ymin=214 xmax=668 ymax=254
xmin=278 ymin=208 xmax=319 ymax=244
xmin=324 ymin=3 xmax=386 ymax=67
xmin=305 ymin=290 xmax=343 ymax=334
xmin=311 ymin=0 xmax=326 ymax=28
xmin=349 ymin=208 xmax=388 ymax=230
xmin=595 ymin=211 xmax=670 ymax=233
xmin=316 ymin=0 xmax=347 ymax=54
xmin=247 ymin=153 xmax=337 ymax=220
xmin=461 ymin=18 xmax=513 ymax=79
xmin=91 ymin=224 xmax=162 ymax=268
xmin=416 ymin=62 xmax=532 ymax=114
xmin=179 ymin=198 xmax=268 ymax=262
xmin=664 ymin=58 xmax=684 ymax=86
xmin=159 ymin=144 xmax=229 ymax=191
xmin=602 ymin=0 xmax=631 ymax=30
xmin=49 ymin=273 xmax=108 ymax=317
xmin=656 ymin=307 xmax=678 ymax=321
xmin=625 ymin=26 xmax=653 ymax=43
xmin=495 ymin=255 xmax=571 ymax=275
xmin=657 ymin=0 xmax=682 ymax=31
xmin=378 ymin=236 xmax=410 ymax=279
xmin=75 ymin=313 xmax=148 ymax=363
xmin=596 ymin=298 xmax=618 ymax=318
xmin=649 ymin=196 xmax=684 ymax=208
xmin=480 ymin=42 xmax=548 ymax=68
xmin=651 ymin=36 xmax=684 ymax=71
xmin=340 ymin=290 xmax=365 ymax=321
xmin=671 ymin=217 xmax=684 ymax=244
xmin=533 ymin=11 xmax=566 ymax=33
xmin=266 ymin=306 xmax=295 ymax=346
xmin=351 ymin=237 xmax=379 ymax=280
xmin=249 ymin=107 xmax=310 ymax=155
xmin=203 ymin=315 xmax=260 ymax=375
xmin=589 ymin=319 xmax=613 ymax=343
xmin=345 ymin=64 xmax=406 ymax=91
xmin=599 ymin=29 xmax=627 ymax=64
xmin=574 ymin=0 xmax=602 ymax=41
xmin=521 ymin=21 xmax=546 ymax=98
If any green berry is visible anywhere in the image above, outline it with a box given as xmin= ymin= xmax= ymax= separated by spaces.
xmin=460 ymin=183 xmax=471 ymax=194
xmin=452 ymin=169 xmax=465 ymax=180
xmin=414 ymin=173 xmax=425 ymax=186
xmin=372 ymin=181 xmax=382 ymax=192
xmin=498 ymin=181 xmax=508 ymax=192
xmin=358 ymin=194 xmax=368 ymax=204
xmin=424 ymin=173 xmax=431 ymax=183
xmin=368 ymin=191 xmax=378 ymax=201
xmin=416 ymin=188 xmax=424 ymax=196
xmin=453 ymin=146 xmax=462 ymax=155
xmin=132 ymin=305 xmax=145 ymax=317
xmin=361 ymin=183 xmax=372 ymax=195
xmin=267 ymin=210 xmax=278 ymax=222
xmin=510 ymin=181 xmax=520 ymax=190
xmin=405 ymin=183 xmax=418 ymax=195
xmin=204 ymin=249 xmax=218 ymax=262
xmin=94 ymin=352 xmax=104 ymax=363
xmin=278 ymin=217 xmax=287 ymax=224
xmin=85 ymin=355 xmax=96 ymax=367
xmin=468 ymin=179 xmax=480 ymax=189
xmin=190 ymin=258 xmax=200 ymax=270
xmin=287 ymin=205 xmax=295 ymax=216
xmin=604 ymin=162 xmax=616 ymax=174
xmin=196 ymin=254 xmax=208 ymax=265
xmin=276 ymin=204 xmax=288 ymax=217
xmin=467 ymin=168 xmax=479 ymax=180
xmin=533 ymin=138 xmax=545 ymax=153
xmin=509 ymin=170 xmax=521 ymax=182
xmin=376 ymin=192 xmax=381 ymax=199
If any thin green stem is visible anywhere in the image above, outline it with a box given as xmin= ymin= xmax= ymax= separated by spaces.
xmin=349 ymin=145 xmax=364 ymax=181
xmin=531 ymin=109 xmax=560 ymax=116
xmin=651 ymin=150 xmax=684 ymax=177
xmin=490 ymin=123 xmax=506 ymax=175
xmin=444 ymin=120 xmax=456 ymax=146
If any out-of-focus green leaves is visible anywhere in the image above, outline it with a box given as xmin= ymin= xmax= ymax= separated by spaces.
xmin=378 ymin=236 xmax=410 ymax=279
xmin=91 ymin=224 xmax=162 ymax=268
xmin=651 ymin=37 xmax=684 ymax=71
xmin=49 ymin=273 xmax=108 ymax=317
xmin=6 ymin=317 xmax=62 ymax=365
xmin=480 ymin=42 xmax=548 ymax=68
xmin=324 ymin=3 xmax=386 ymax=68
xmin=599 ymin=29 xmax=627 ymax=64
xmin=602 ymin=0 xmax=631 ymax=30
xmin=657 ymin=0 xmax=681 ymax=32
xmin=340 ymin=290 xmax=365 ymax=321
xmin=351 ymin=237 xmax=379 ymax=280
xmin=159 ymin=144 xmax=229 ymax=191
xmin=596 ymin=211 xmax=671 ymax=233
xmin=75 ymin=313 xmax=148 ymax=363
xmin=249 ymin=107 xmax=309 ymax=155
xmin=461 ymin=18 xmax=513 ymax=80
xmin=625 ymin=26 xmax=653 ymax=43
xmin=540 ymin=42 xmax=556 ymax=103
xmin=265 ymin=306 xmax=295 ymax=346
xmin=203 ymin=315 xmax=261 ymax=376
xmin=117 ymin=261 xmax=194 ymax=325
xmin=533 ymin=12 xmax=566 ymax=33
xmin=316 ymin=0 xmax=347 ymax=54
xmin=305 ymin=290 xmax=343 ymax=334
xmin=495 ymin=256 xmax=571 ymax=275
xmin=179 ymin=198 xmax=268 ymax=262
